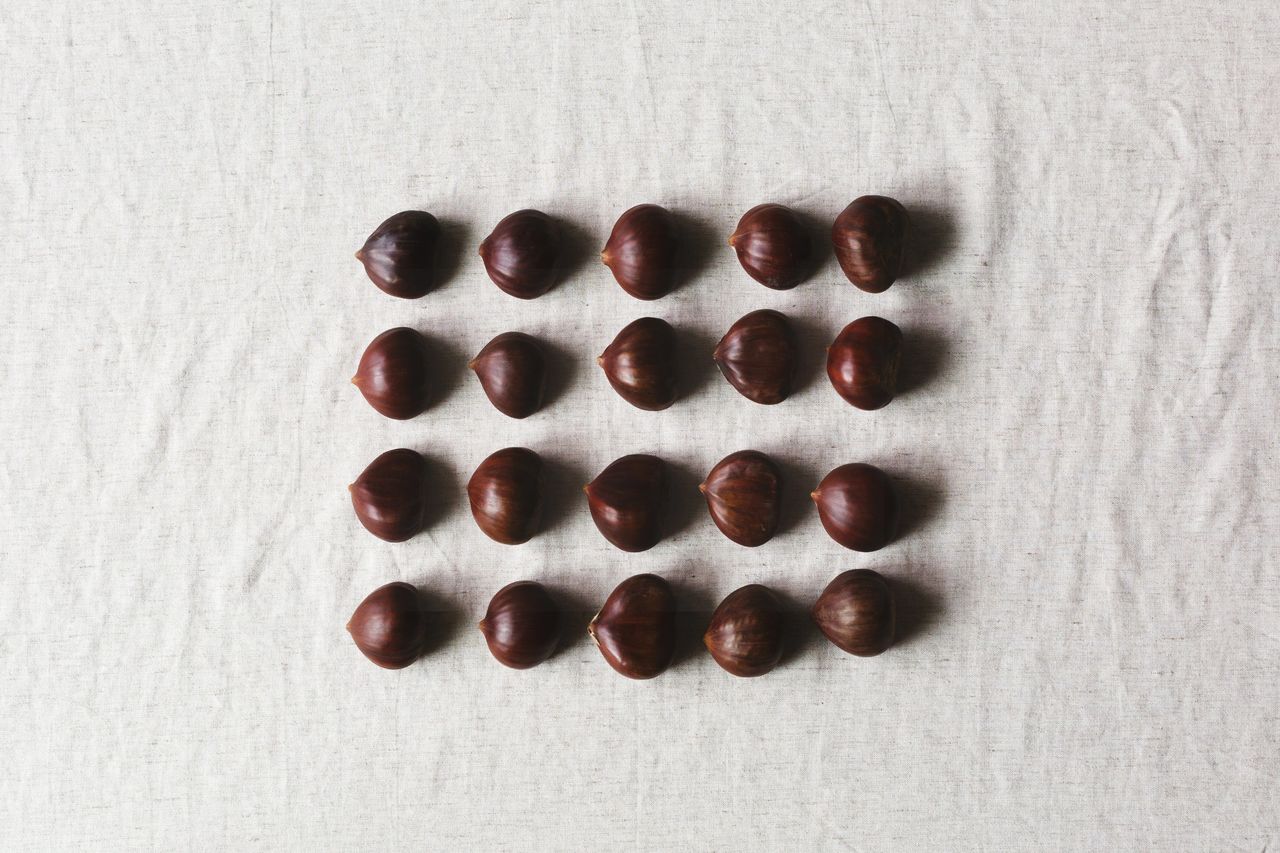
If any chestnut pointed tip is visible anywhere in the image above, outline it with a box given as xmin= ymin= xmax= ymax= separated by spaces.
xmin=698 ymin=481 xmax=708 ymax=494
xmin=354 ymin=249 xmax=364 ymax=261
xmin=727 ymin=233 xmax=738 ymax=246
xmin=350 ymin=375 xmax=359 ymax=385
xmin=600 ymin=249 xmax=611 ymax=265
xmin=595 ymin=355 xmax=604 ymax=366
xmin=810 ymin=490 xmax=820 ymax=501
xmin=466 ymin=358 xmax=477 ymax=371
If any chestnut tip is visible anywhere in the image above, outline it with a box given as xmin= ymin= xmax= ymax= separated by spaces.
xmin=698 ymin=481 xmax=708 ymax=494
xmin=353 ymin=249 xmax=364 ymax=261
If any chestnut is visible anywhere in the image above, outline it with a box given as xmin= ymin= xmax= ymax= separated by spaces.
xmin=356 ymin=210 xmax=441 ymax=299
xmin=712 ymin=309 xmax=798 ymax=405
xmin=703 ymin=584 xmax=785 ymax=677
xmin=699 ymin=450 xmax=782 ymax=547
xmin=466 ymin=447 xmax=543 ymax=545
xmin=597 ymin=317 xmax=678 ymax=411
xmin=588 ymin=574 xmax=677 ymax=679
xmin=832 ymin=195 xmax=909 ymax=293
xmin=602 ymin=204 xmax=679 ymax=300
xmin=350 ymin=448 xmax=430 ymax=542
xmin=352 ymin=327 xmax=432 ymax=420
xmin=812 ymin=569 xmax=894 ymax=656
xmin=347 ymin=581 xmax=430 ymax=668
xmin=479 ymin=581 xmax=560 ymax=669
xmin=469 ymin=332 xmax=546 ymax=419
xmin=728 ymin=203 xmax=814 ymax=290
xmin=479 ymin=209 xmax=561 ymax=299
xmin=827 ymin=316 xmax=902 ymax=410
xmin=811 ymin=463 xmax=898 ymax=552
xmin=584 ymin=454 xmax=668 ymax=552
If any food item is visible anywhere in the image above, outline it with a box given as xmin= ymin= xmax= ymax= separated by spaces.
xmin=602 ymin=204 xmax=680 ymax=300
xmin=811 ymin=463 xmax=898 ymax=552
xmin=479 ymin=209 xmax=562 ymax=299
xmin=479 ymin=581 xmax=561 ymax=669
xmin=469 ymin=332 xmax=547 ymax=419
xmin=588 ymin=574 xmax=677 ymax=679
xmin=352 ymin=327 xmax=432 ymax=420
xmin=356 ymin=211 xmax=441 ymax=299
xmin=826 ymin=316 xmax=902 ymax=410
xmin=584 ymin=454 xmax=668 ymax=552
xmin=832 ymin=195 xmax=909 ymax=293
xmin=699 ymin=451 xmax=782 ymax=547
xmin=597 ymin=317 xmax=678 ymax=411
xmin=347 ymin=581 xmax=431 ymax=668
xmin=350 ymin=448 xmax=431 ymax=542
xmin=466 ymin=447 xmax=543 ymax=545
xmin=712 ymin=309 xmax=798 ymax=405
xmin=728 ymin=203 xmax=814 ymax=290
xmin=703 ymin=584 xmax=785 ymax=677
xmin=811 ymin=569 xmax=894 ymax=656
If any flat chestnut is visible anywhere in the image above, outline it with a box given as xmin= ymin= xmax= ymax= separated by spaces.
xmin=598 ymin=317 xmax=678 ymax=410
xmin=584 ymin=454 xmax=668 ymax=552
xmin=811 ymin=462 xmax=898 ymax=552
xmin=704 ymin=584 xmax=785 ymax=677
xmin=347 ymin=581 xmax=431 ymax=668
xmin=352 ymin=327 xmax=432 ymax=420
xmin=466 ymin=447 xmax=543 ymax=545
xmin=729 ymin=203 xmax=814 ymax=290
xmin=827 ymin=316 xmax=902 ymax=410
xmin=699 ymin=450 xmax=782 ymax=547
xmin=812 ymin=569 xmax=894 ymax=656
xmin=479 ymin=581 xmax=560 ymax=669
xmin=469 ymin=332 xmax=546 ymax=419
xmin=350 ymin=448 xmax=431 ymax=542
xmin=588 ymin=574 xmax=677 ymax=679
xmin=713 ymin=309 xmax=798 ymax=405
xmin=479 ymin=209 xmax=561 ymax=299
xmin=832 ymin=195 xmax=909 ymax=293
xmin=356 ymin=211 xmax=441 ymax=299
xmin=602 ymin=204 xmax=679 ymax=300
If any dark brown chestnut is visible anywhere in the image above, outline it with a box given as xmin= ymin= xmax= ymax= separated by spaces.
xmin=352 ymin=327 xmax=432 ymax=420
xmin=469 ymin=332 xmax=546 ymax=419
xmin=827 ymin=316 xmax=902 ymax=410
xmin=699 ymin=450 xmax=782 ymax=547
xmin=356 ymin=211 xmax=441 ymax=299
xmin=347 ymin=581 xmax=430 ymax=668
xmin=832 ymin=195 xmax=909 ymax=293
xmin=811 ymin=463 xmax=898 ymax=552
xmin=712 ymin=309 xmax=798 ymax=405
xmin=584 ymin=454 xmax=668 ymax=552
xmin=602 ymin=204 xmax=679 ymax=300
xmin=812 ymin=569 xmax=894 ymax=656
xmin=479 ymin=581 xmax=560 ymax=669
xmin=597 ymin=317 xmax=678 ymax=411
xmin=466 ymin=447 xmax=542 ymax=545
xmin=588 ymin=574 xmax=677 ymax=679
xmin=703 ymin=584 xmax=785 ymax=677
xmin=728 ymin=203 xmax=814 ymax=290
xmin=350 ymin=448 xmax=430 ymax=542
xmin=479 ymin=209 xmax=561 ymax=299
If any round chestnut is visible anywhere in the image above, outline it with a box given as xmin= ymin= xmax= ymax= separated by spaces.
xmin=827 ymin=316 xmax=902 ymax=410
xmin=832 ymin=195 xmax=909 ymax=293
xmin=699 ymin=450 xmax=782 ymax=547
xmin=356 ymin=210 xmax=441 ymax=299
xmin=350 ymin=448 xmax=431 ymax=542
xmin=469 ymin=332 xmax=546 ymax=419
xmin=811 ymin=463 xmax=898 ymax=552
xmin=479 ymin=581 xmax=561 ymax=669
xmin=812 ymin=569 xmax=894 ymax=656
xmin=347 ymin=581 xmax=431 ymax=669
xmin=584 ymin=454 xmax=668 ymax=552
xmin=704 ymin=584 xmax=785 ymax=677
xmin=352 ymin=327 xmax=432 ymax=420
xmin=602 ymin=204 xmax=679 ymax=300
xmin=728 ymin=203 xmax=814 ymax=290
xmin=466 ymin=447 xmax=543 ymax=545
xmin=479 ymin=209 xmax=561 ymax=299
xmin=712 ymin=309 xmax=798 ymax=405
xmin=588 ymin=573 xmax=677 ymax=679
xmin=598 ymin=317 xmax=678 ymax=411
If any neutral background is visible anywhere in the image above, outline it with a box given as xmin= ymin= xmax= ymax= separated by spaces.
xmin=2 ymin=1 xmax=1278 ymax=850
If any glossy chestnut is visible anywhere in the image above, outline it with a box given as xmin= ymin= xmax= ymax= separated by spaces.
xmin=347 ymin=581 xmax=431 ymax=668
xmin=469 ymin=332 xmax=547 ymax=419
xmin=598 ymin=317 xmax=678 ymax=411
xmin=827 ymin=316 xmax=902 ymax=410
xmin=479 ymin=581 xmax=561 ymax=669
xmin=812 ymin=569 xmax=895 ymax=656
xmin=699 ymin=450 xmax=782 ymax=547
xmin=352 ymin=327 xmax=432 ymax=420
xmin=712 ymin=309 xmax=798 ymax=405
xmin=466 ymin=447 xmax=543 ymax=545
xmin=479 ymin=209 xmax=561 ymax=299
xmin=356 ymin=210 xmax=441 ymax=299
xmin=811 ymin=463 xmax=898 ymax=552
xmin=350 ymin=448 xmax=431 ymax=542
xmin=729 ymin=203 xmax=814 ymax=290
xmin=704 ymin=584 xmax=785 ymax=677
xmin=584 ymin=454 xmax=668 ymax=552
xmin=588 ymin=574 xmax=677 ymax=679
xmin=602 ymin=204 xmax=680 ymax=300
xmin=832 ymin=195 xmax=909 ymax=293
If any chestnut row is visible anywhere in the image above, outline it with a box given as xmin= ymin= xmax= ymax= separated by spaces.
xmin=347 ymin=569 xmax=897 ymax=678
xmin=356 ymin=197 xmax=910 ymax=301
xmin=351 ymin=448 xmax=899 ymax=553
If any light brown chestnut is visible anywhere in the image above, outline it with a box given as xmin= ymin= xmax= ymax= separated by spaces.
xmin=479 ymin=581 xmax=561 ymax=669
xmin=812 ymin=569 xmax=895 ymax=656
xmin=827 ymin=316 xmax=902 ymax=410
xmin=350 ymin=448 xmax=431 ymax=542
xmin=712 ymin=309 xmax=798 ymax=405
xmin=598 ymin=317 xmax=678 ymax=410
xmin=811 ymin=463 xmax=898 ymax=552
xmin=479 ymin=209 xmax=561 ymax=299
xmin=356 ymin=211 xmax=441 ymax=299
xmin=347 ymin=581 xmax=431 ymax=668
xmin=832 ymin=195 xmax=909 ymax=293
xmin=588 ymin=573 xmax=678 ymax=679
xmin=703 ymin=584 xmax=786 ymax=677
xmin=699 ymin=450 xmax=782 ymax=547
xmin=602 ymin=204 xmax=680 ymax=300
xmin=469 ymin=332 xmax=547 ymax=419
xmin=466 ymin=447 xmax=543 ymax=545
xmin=729 ymin=203 xmax=814 ymax=290
xmin=352 ymin=327 xmax=432 ymax=419
xmin=584 ymin=454 xmax=668 ymax=552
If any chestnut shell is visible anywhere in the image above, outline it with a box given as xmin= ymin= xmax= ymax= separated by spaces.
xmin=588 ymin=573 xmax=678 ymax=679
xmin=350 ymin=448 xmax=431 ymax=542
xmin=704 ymin=584 xmax=785 ymax=677
xmin=469 ymin=332 xmax=547 ymax=419
xmin=598 ymin=317 xmax=678 ymax=411
xmin=699 ymin=450 xmax=782 ymax=547
xmin=811 ymin=463 xmax=898 ymax=552
xmin=827 ymin=316 xmax=902 ymax=410
xmin=602 ymin=204 xmax=679 ymax=300
xmin=812 ymin=569 xmax=895 ymax=656
xmin=712 ymin=309 xmax=798 ymax=405
xmin=356 ymin=211 xmax=441 ymax=299
xmin=479 ymin=581 xmax=561 ymax=669
xmin=832 ymin=196 xmax=909 ymax=293
xmin=479 ymin=209 xmax=561 ymax=299
xmin=347 ymin=581 xmax=430 ymax=669
xmin=352 ymin=327 xmax=432 ymax=420
xmin=584 ymin=454 xmax=668 ymax=552
xmin=729 ymin=203 xmax=814 ymax=290
xmin=466 ymin=447 xmax=543 ymax=545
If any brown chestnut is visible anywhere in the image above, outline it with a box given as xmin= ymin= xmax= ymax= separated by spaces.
xmin=729 ymin=203 xmax=814 ymax=290
xmin=347 ymin=581 xmax=430 ymax=668
xmin=350 ymin=448 xmax=430 ymax=542
xmin=712 ymin=309 xmax=798 ymax=405
xmin=699 ymin=450 xmax=782 ymax=547
xmin=584 ymin=454 xmax=667 ymax=552
xmin=832 ymin=195 xmax=909 ymax=293
xmin=352 ymin=327 xmax=432 ymax=420
xmin=827 ymin=316 xmax=902 ymax=410
xmin=597 ymin=317 xmax=678 ymax=411
xmin=466 ymin=447 xmax=542 ymax=545
xmin=356 ymin=211 xmax=441 ymax=299
xmin=479 ymin=209 xmax=561 ymax=299
xmin=469 ymin=332 xmax=546 ymax=419
xmin=811 ymin=463 xmax=898 ymax=552
xmin=703 ymin=584 xmax=785 ymax=677
xmin=588 ymin=573 xmax=677 ymax=679
xmin=479 ymin=581 xmax=560 ymax=669
xmin=602 ymin=204 xmax=679 ymax=300
xmin=812 ymin=569 xmax=894 ymax=656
